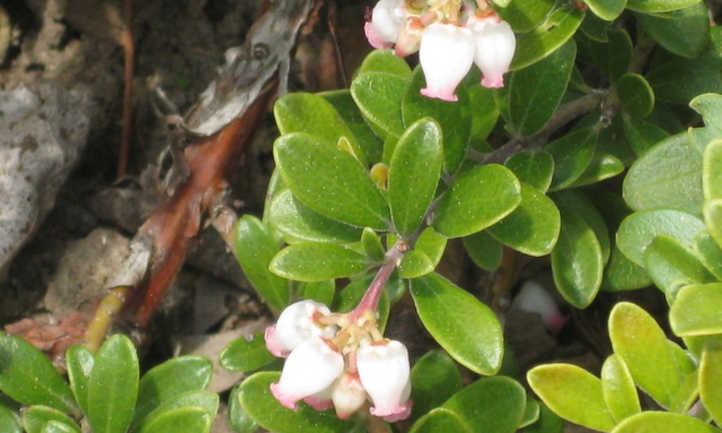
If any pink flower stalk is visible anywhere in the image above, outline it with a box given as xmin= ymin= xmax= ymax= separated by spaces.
xmin=419 ymin=23 xmax=475 ymax=102
xmin=365 ymin=0 xmax=407 ymax=49
xmin=512 ymin=280 xmax=567 ymax=334
xmin=357 ymin=339 xmax=413 ymax=422
xmin=466 ymin=14 xmax=516 ymax=88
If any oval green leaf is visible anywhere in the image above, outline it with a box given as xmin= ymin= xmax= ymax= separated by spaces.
xmin=433 ymin=164 xmax=521 ymax=238
xmin=505 ymin=150 xmax=555 ymax=192
xmin=134 ymin=391 xmax=219 ymax=433
xmin=700 ymin=349 xmax=722 ymax=426
xmin=611 ymin=411 xmax=718 ymax=433
xmin=636 ymin=3 xmax=709 ymax=58
xmin=463 ymin=231 xmax=503 ymax=271
xmin=521 ymin=403 xmax=564 ymax=433
xmin=65 ymin=345 xmax=94 ymax=416
xmin=511 ymin=7 xmax=585 ymax=70
xmin=602 ymin=245 xmax=653 ymax=292
xmin=410 ymin=350 xmax=463 ymax=419
xmin=569 ymin=152 xmax=625 ymax=187
xmin=410 ymin=407 xmax=470 ymax=433
xmin=621 ymin=115 xmax=669 ymax=157
xmin=626 ymin=0 xmax=700 ymax=12
xmin=546 ymin=127 xmax=598 ymax=191
xmin=320 ymin=90 xmax=384 ymax=164
xmin=357 ymin=49 xmax=412 ymax=78
xmin=362 ymin=228 xmax=385 ymax=261
xmin=23 ymin=406 xmax=79 ymax=433
xmin=694 ymin=232 xmax=722 ymax=280
xmin=601 ymin=354 xmax=641 ymax=422
xmin=270 ymin=243 xmax=368 ymax=282
xmin=0 ymin=405 xmax=21 ymax=433
xmin=616 ymin=73 xmax=655 ymax=118
xmin=411 ymin=273 xmax=503 ymax=375
xmin=519 ymin=398 xmax=541 ymax=428
xmin=219 ymin=332 xmax=276 ymax=373
xmin=585 ymin=0 xmax=627 ymax=20
xmin=705 ymin=199 xmax=722 ymax=248
xmin=443 ymin=376 xmax=526 ymax=433
xmin=644 ymin=236 xmax=714 ymax=301
xmin=704 ymin=139 xmax=722 ymax=200
xmin=690 ymin=94 xmax=722 ymax=133
xmin=496 ymin=0 xmax=555 ymax=33
xmin=351 ymin=72 xmax=408 ymax=139
xmin=42 ymin=420 xmax=78 ymax=433
xmin=552 ymin=189 xmax=610 ymax=264
xmin=670 ymin=283 xmax=722 ymax=336
xmin=298 ymin=280 xmax=336 ymax=307
xmin=138 ymin=406 xmax=211 ymax=433
xmin=229 ymin=385 xmax=258 ymax=433
xmin=274 ymin=133 xmax=390 ymax=229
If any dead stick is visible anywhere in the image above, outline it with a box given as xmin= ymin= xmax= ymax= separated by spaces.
xmin=117 ymin=0 xmax=134 ymax=179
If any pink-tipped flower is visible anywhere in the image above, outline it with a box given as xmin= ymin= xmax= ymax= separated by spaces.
xmin=265 ymin=300 xmax=336 ymax=358
xmin=332 ymin=372 xmax=368 ymax=419
xmin=512 ymin=280 xmax=567 ymax=334
xmin=270 ymin=337 xmax=345 ymax=410
xmin=419 ymin=23 xmax=475 ymax=102
xmin=395 ymin=17 xmax=424 ymax=57
xmin=304 ymin=383 xmax=335 ymax=411
xmin=357 ymin=339 xmax=412 ymax=422
xmin=365 ymin=0 xmax=407 ymax=49
xmin=466 ymin=14 xmax=516 ymax=88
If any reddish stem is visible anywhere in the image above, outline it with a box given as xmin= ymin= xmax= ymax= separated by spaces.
xmin=350 ymin=242 xmax=406 ymax=321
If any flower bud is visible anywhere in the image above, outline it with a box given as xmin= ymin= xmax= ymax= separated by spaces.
xmin=357 ymin=339 xmax=412 ymax=422
xmin=512 ymin=280 xmax=567 ymax=334
xmin=365 ymin=0 xmax=407 ymax=49
xmin=332 ymin=372 xmax=368 ymax=419
xmin=419 ymin=23 xmax=475 ymax=102
xmin=270 ymin=337 xmax=345 ymax=410
xmin=265 ymin=300 xmax=335 ymax=358
xmin=467 ymin=15 xmax=516 ymax=88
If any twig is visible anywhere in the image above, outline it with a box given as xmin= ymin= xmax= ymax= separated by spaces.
xmin=327 ymin=0 xmax=348 ymax=87
xmin=117 ymin=0 xmax=134 ymax=180
xmin=628 ymin=33 xmax=656 ymax=75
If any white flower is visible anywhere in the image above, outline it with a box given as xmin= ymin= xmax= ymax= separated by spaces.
xmin=467 ymin=15 xmax=516 ymax=88
xmin=512 ymin=280 xmax=566 ymax=333
xmin=265 ymin=300 xmax=336 ymax=358
xmin=365 ymin=0 xmax=407 ymax=49
xmin=394 ymin=17 xmax=424 ymax=57
xmin=357 ymin=339 xmax=412 ymax=422
xmin=419 ymin=23 xmax=475 ymax=102
xmin=270 ymin=337 xmax=345 ymax=410
xmin=332 ymin=372 xmax=368 ymax=419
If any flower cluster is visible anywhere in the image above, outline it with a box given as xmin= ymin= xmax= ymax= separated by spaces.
xmin=266 ymin=300 xmax=412 ymax=421
xmin=364 ymin=0 xmax=516 ymax=101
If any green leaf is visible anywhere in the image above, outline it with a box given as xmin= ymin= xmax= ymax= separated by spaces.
xmin=669 ymin=283 xmax=722 ymax=336
xmin=616 ymin=73 xmax=655 ymax=118
xmin=703 ymin=139 xmax=722 ymax=200
xmin=644 ymin=236 xmax=714 ymax=301
xmin=411 ymin=350 xmax=463 ymax=419
xmin=0 ymin=404 xmax=21 ymax=433
xmin=546 ymin=128 xmax=598 ymax=191
xmin=398 ymin=228 xmax=447 ymax=279
xmin=442 ymin=376 xmax=526 ymax=433
xmin=616 ymin=209 xmax=706 ymax=266
xmin=138 ymin=406 xmax=211 ymax=433
xmin=411 ymin=274 xmax=503 ymax=375
xmin=23 ymin=406 xmax=79 ymax=433
xmin=268 ymin=190 xmax=362 ymax=245
xmin=569 ymin=152 xmax=625 ymax=187
xmin=636 ymin=3 xmax=709 ymax=58
xmin=496 ymin=0 xmax=555 ymax=33
xmin=88 ymin=335 xmax=139 ymax=433
xmin=275 ymin=133 xmax=390 ymax=229
xmin=229 ymin=385 xmax=258 ymax=433
xmin=270 ymin=243 xmax=368 ymax=282
xmin=505 ymin=151 xmax=555 ymax=192
xmin=402 ymin=69 xmax=471 ymax=173
xmin=219 ymin=332 xmax=275 ymax=373
xmin=705 ymin=199 xmax=722 ymax=248
xmin=388 ymin=118 xmax=443 ymax=235
xmin=519 ymin=398 xmax=541 ymax=428
xmin=134 ymin=355 xmax=212 ymax=426
xmin=320 ymin=90 xmax=383 ymax=164
xmin=648 ymin=57 xmax=722 ymax=105
xmin=551 ymin=211 xmax=604 ymax=308
xmin=694 ymin=232 xmax=722 ymax=280
xmin=601 ymin=354 xmax=641 ymax=422
xmin=581 ymin=28 xmax=633 ymax=82
xmin=361 ymin=228 xmax=385 ymax=262
xmin=351 ymin=72 xmax=409 ymax=139
xmin=409 ymin=408 xmax=470 ymax=433
xmin=626 ymin=0 xmax=700 ymax=12
xmin=274 ymin=92 xmax=366 ymax=165
xmin=239 ymin=372 xmax=352 ymax=433
xmin=610 ymin=412 xmax=718 ymax=433
xmin=598 ymin=115 xmax=636 ymax=166
xmin=467 ymin=86 xmax=499 ymax=148
xmin=357 ymin=50 xmax=412 ymax=78
xmin=602 ymin=245 xmax=653 ymax=291
xmin=488 ymin=183 xmax=561 ymax=256
xmin=65 ymin=345 xmax=94 ymax=416
xmin=690 ymin=93 xmax=722 ymax=133
xmin=579 ymin=13 xmax=610 ymax=42
xmin=42 ymin=420 xmax=79 ymax=433
xmin=527 ymin=364 xmax=615 ymax=431
xmin=609 ymin=302 xmax=692 ymax=408
xmin=553 ymin=189 xmax=611 ymax=264
xmin=700 ymin=349 xmax=722 ymax=426
xmin=509 ymin=40 xmax=576 ymax=136
xmin=584 ymin=0 xmax=627 ymax=20
xmin=298 ymin=280 xmax=336 ymax=307
xmin=622 ymin=115 xmax=670 ymax=157
xmin=233 ymin=215 xmax=290 ymax=312
xmin=463 ymin=231 xmax=504 ymax=271
xmin=0 ymin=334 xmax=75 ymax=412
xmin=433 ymin=164 xmax=521 ymax=238
xmin=520 ymin=404 xmax=564 ymax=433
xmin=511 ymin=7 xmax=585 ymax=70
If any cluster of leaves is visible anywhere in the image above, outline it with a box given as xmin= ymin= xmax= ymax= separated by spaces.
xmin=0 ymin=334 xmax=217 ymax=433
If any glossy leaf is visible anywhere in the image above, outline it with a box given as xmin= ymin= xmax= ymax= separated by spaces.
xmin=270 ymin=243 xmax=368 ymax=282
xmin=582 ymin=28 xmax=633 ymax=83
xmin=388 ymin=118 xmax=443 ymax=235
xmin=239 ymin=372 xmax=352 ymax=433
xmin=219 ymin=332 xmax=275 ymax=373
xmin=133 ymin=391 xmax=218 ymax=433
xmin=626 ymin=0 xmax=701 ymax=12
xmin=65 ymin=345 xmax=94 ymax=416
xmin=443 ymin=376 xmax=526 ymax=433
xmin=411 ymin=274 xmax=503 ymax=375
xmin=0 ymin=334 xmax=75 ymax=412
xmin=357 ymin=49 xmax=412 ymax=78
xmin=410 ymin=350 xmax=463 ymax=419
xmin=636 ymin=3 xmax=709 ymax=58
xmin=601 ymin=354 xmax=641 ymax=422
xmin=229 ymin=385 xmax=258 ymax=433
xmin=509 ymin=40 xmax=576 ymax=136
xmin=233 ymin=215 xmax=290 ymax=312
xmin=609 ymin=302 xmax=693 ymax=408
xmin=700 ymin=349 xmax=722 ymax=426
xmin=87 ymin=334 xmax=139 ymax=433
xmin=320 ymin=90 xmax=383 ymax=164
xmin=585 ymin=0 xmax=627 ymax=20
xmin=616 ymin=73 xmax=655 ymax=118
xmin=669 ymin=283 xmax=722 ymax=336
xmin=553 ymin=189 xmax=611 ymax=264
xmin=527 ymin=364 xmax=615 ymax=431
xmin=611 ymin=411 xmax=718 ymax=433
xmin=351 ymin=72 xmax=408 ymax=139
xmin=402 ymin=69 xmax=470 ymax=173
xmin=433 ymin=164 xmax=521 ymax=238
xmin=621 ymin=115 xmax=669 ymax=157
xmin=0 ymin=405 xmax=21 ymax=433
xmin=579 ymin=14 xmax=610 ymax=42
xmin=398 ymin=228 xmax=447 ymax=279
xmin=298 ymin=280 xmax=336 ymax=307
xmin=551 ymin=211 xmax=603 ymax=308
xmin=409 ymin=408 xmax=470 ymax=433
xmin=690 ymin=93 xmax=722 ymax=133
xmin=616 ymin=209 xmax=706 ymax=266
xmin=505 ymin=150 xmax=554 ymax=192
xmin=703 ymin=139 xmax=722 ymax=200
xmin=694 ymin=232 xmax=722 ymax=280
xmin=463 ymin=231 xmax=504 ymax=271
xmin=569 ymin=152 xmax=625 ymax=187
xmin=496 ymin=0 xmax=555 ymax=33
xmin=23 ymin=406 xmax=79 ymax=433
xmin=705 ymin=199 xmax=722 ymax=248
xmin=519 ymin=398 xmax=541 ymax=428
xmin=42 ymin=420 xmax=78 ymax=433
xmin=511 ymin=7 xmax=585 ymax=70
xmin=648 ymin=57 xmax=722 ymax=105
xmin=275 ymin=133 xmax=390 ymax=229
xmin=546 ymin=127 xmax=598 ymax=191
xmin=361 ymin=228 xmax=385 ymax=262
xmin=644 ymin=236 xmax=714 ymax=301
xmin=521 ymin=404 xmax=564 ymax=433
xmin=488 ymin=183 xmax=561 ymax=256
xmin=602 ymin=245 xmax=653 ymax=291
xmin=467 ymin=85 xmax=499 ymax=148
xmin=268 ymin=190 xmax=362 ymax=244
xmin=138 ymin=407 xmax=211 ymax=433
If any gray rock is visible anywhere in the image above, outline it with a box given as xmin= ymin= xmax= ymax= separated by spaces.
xmin=0 ymin=84 xmax=93 ymax=277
